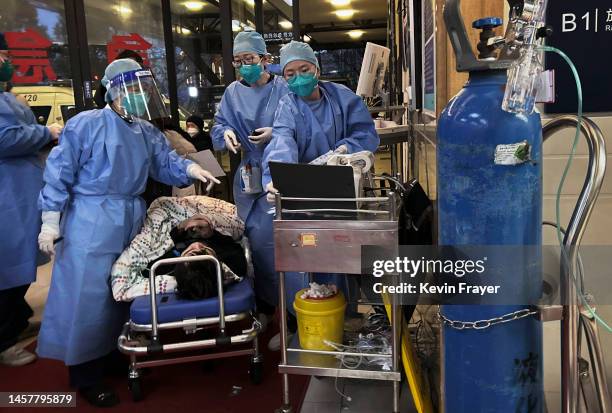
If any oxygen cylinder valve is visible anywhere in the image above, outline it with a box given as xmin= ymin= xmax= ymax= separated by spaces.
xmin=501 ymin=0 xmax=549 ymax=115
xmin=472 ymin=17 xmax=504 ymax=60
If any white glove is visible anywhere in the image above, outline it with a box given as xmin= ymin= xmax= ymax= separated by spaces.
xmin=47 ymin=123 xmax=63 ymax=143
xmin=248 ymin=127 xmax=273 ymax=145
xmin=224 ymin=129 xmax=241 ymax=154
xmin=335 ymin=144 xmax=348 ymax=155
xmin=266 ymin=182 xmax=278 ymax=204
xmin=38 ymin=211 xmax=61 ymax=257
xmin=309 ymin=144 xmax=350 ymax=166
xmin=187 ymin=163 xmax=221 ymax=185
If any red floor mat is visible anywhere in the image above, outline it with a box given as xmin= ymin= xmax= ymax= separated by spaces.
xmin=0 ymin=327 xmax=309 ymax=413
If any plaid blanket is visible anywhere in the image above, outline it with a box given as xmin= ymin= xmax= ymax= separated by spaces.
xmin=111 ymin=196 xmax=245 ymax=302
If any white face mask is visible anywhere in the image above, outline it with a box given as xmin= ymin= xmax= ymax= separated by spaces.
xmin=187 ymin=127 xmax=199 ymax=137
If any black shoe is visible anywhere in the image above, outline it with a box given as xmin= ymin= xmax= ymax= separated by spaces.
xmin=79 ymin=384 xmax=119 ymax=408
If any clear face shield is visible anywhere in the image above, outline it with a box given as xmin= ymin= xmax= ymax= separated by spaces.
xmin=106 ymin=69 xmax=169 ymax=121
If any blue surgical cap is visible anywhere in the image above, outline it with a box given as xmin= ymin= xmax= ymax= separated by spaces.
xmin=280 ymin=41 xmax=319 ymax=74
xmin=101 ymin=58 xmax=142 ymax=103
xmin=233 ymin=31 xmax=267 ymax=56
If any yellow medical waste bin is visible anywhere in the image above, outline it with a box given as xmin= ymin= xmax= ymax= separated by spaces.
xmin=293 ymin=289 xmax=346 ymax=351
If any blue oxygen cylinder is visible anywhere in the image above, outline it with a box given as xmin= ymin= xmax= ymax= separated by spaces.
xmin=438 ymin=3 xmax=543 ymax=412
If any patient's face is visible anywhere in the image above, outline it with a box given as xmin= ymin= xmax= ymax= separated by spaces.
xmin=178 ymin=215 xmax=213 ymax=239
xmin=181 ymin=241 xmax=216 ymax=258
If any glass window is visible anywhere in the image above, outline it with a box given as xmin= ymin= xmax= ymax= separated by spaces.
xmin=231 ymin=0 xmax=257 ymax=33
xmin=60 ymin=104 xmax=77 ymax=123
xmin=83 ymin=0 xmax=169 ymax=100
xmin=261 ymin=0 xmax=295 ymax=74
xmin=0 ymin=0 xmax=74 ymax=100
xmin=30 ymin=106 xmax=52 ymax=125
xmin=318 ymin=48 xmax=365 ymax=91
xmin=170 ymin=1 xmax=224 ymax=121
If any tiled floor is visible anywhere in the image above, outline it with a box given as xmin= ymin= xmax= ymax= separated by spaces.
xmin=300 ymin=377 xmax=416 ymax=413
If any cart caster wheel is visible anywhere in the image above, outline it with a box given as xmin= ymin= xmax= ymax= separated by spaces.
xmin=249 ymin=360 xmax=264 ymax=384
xmin=128 ymin=377 xmax=143 ymax=402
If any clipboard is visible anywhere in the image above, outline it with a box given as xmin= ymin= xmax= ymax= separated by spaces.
xmin=186 ymin=150 xmax=226 ymax=177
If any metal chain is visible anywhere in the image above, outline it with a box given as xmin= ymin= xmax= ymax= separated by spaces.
xmin=437 ymin=308 xmax=538 ymax=330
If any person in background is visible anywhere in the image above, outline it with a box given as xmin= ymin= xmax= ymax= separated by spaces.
xmin=0 ymin=33 xmax=63 ymax=367
xmin=156 ymin=117 xmax=197 ymax=156
xmin=35 ymin=58 xmax=219 ymax=407
xmin=186 ymin=114 xmax=213 ymax=152
xmin=211 ymin=31 xmax=289 ymax=330
xmin=261 ymin=41 xmax=380 ymax=349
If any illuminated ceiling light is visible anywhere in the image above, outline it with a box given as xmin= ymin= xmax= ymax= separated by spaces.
xmin=183 ymin=1 xmax=205 ymax=11
xmin=347 ymin=30 xmax=365 ymax=39
xmin=114 ymin=5 xmax=133 ymax=16
xmin=180 ymin=27 xmax=192 ymax=35
xmin=330 ymin=0 xmax=351 ymax=6
xmin=335 ymin=9 xmax=355 ymax=19
xmin=279 ymin=20 xmax=293 ymax=29
xmin=232 ymin=20 xmax=242 ymax=32
xmin=304 ymin=35 xmax=312 ymax=43
xmin=188 ymin=87 xmax=198 ymax=98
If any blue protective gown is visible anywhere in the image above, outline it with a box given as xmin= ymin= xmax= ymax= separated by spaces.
xmin=0 ymin=92 xmax=52 ymax=291
xmin=37 ymin=107 xmax=192 ymax=365
xmin=262 ymin=81 xmax=380 ymax=308
xmin=262 ymin=81 xmax=379 ymax=187
xmin=211 ymin=75 xmax=289 ymax=306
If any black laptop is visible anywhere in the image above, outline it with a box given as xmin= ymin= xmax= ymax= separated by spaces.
xmin=268 ymin=162 xmax=357 ymax=220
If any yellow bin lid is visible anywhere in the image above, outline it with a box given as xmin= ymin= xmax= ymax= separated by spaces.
xmin=293 ymin=289 xmax=346 ymax=315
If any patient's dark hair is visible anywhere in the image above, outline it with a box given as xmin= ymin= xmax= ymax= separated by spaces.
xmin=173 ymin=259 xmax=218 ymax=300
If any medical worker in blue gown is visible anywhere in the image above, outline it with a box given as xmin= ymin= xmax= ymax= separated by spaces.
xmin=36 ymin=59 xmax=219 ymax=407
xmin=0 ymin=34 xmax=63 ymax=367
xmin=211 ymin=31 xmax=289 ymax=326
xmin=262 ymin=41 xmax=380 ymax=347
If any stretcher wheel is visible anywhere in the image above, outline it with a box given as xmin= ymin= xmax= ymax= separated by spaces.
xmin=128 ymin=377 xmax=144 ymax=402
xmin=249 ymin=360 xmax=264 ymax=385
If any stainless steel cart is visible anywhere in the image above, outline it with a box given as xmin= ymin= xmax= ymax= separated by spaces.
xmin=273 ymin=191 xmax=402 ymax=413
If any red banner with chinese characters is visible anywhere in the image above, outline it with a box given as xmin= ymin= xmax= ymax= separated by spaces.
xmin=4 ymin=29 xmax=153 ymax=84
xmin=5 ymin=29 xmax=57 ymax=84
xmin=107 ymin=33 xmax=152 ymax=66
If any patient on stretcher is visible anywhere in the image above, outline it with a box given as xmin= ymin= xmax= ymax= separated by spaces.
xmin=110 ymin=196 xmax=247 ymax=302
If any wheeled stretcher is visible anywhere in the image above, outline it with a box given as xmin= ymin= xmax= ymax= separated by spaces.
xmin=117 ymin=245 xmax=263 ymax=401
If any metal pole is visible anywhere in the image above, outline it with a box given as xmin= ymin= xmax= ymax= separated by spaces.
xmin=255 ymin=0 xmax=264 ymax=33
xmin=292 ymin=0 xmax=300 ymax=41
xmin=219 ymin=0 xmax=240 ymax=192
xmin=388 ymin=0 xmax=397 ymax=106
xmin=581 ymin=312 xmax=612 ymax=412
xmin=64 ymin=0 xmax=84 ymax=111
xmin=161 ymin=0 xmax=180 ymax=125
xmin=561 ymin=261 xmax=579 ymax=413
xmin=279 ymin=271 xmax=291 ymax=410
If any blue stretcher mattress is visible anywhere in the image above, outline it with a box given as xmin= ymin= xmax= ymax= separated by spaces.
xmin=130 ymin=279 xmax=255 ymax=325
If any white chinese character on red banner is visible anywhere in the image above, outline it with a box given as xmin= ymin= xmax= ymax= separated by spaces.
xmin=107 ymin=33 xmax=152 ymax=66
xmin=5 ymin=29 xmax=57 ymax=84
